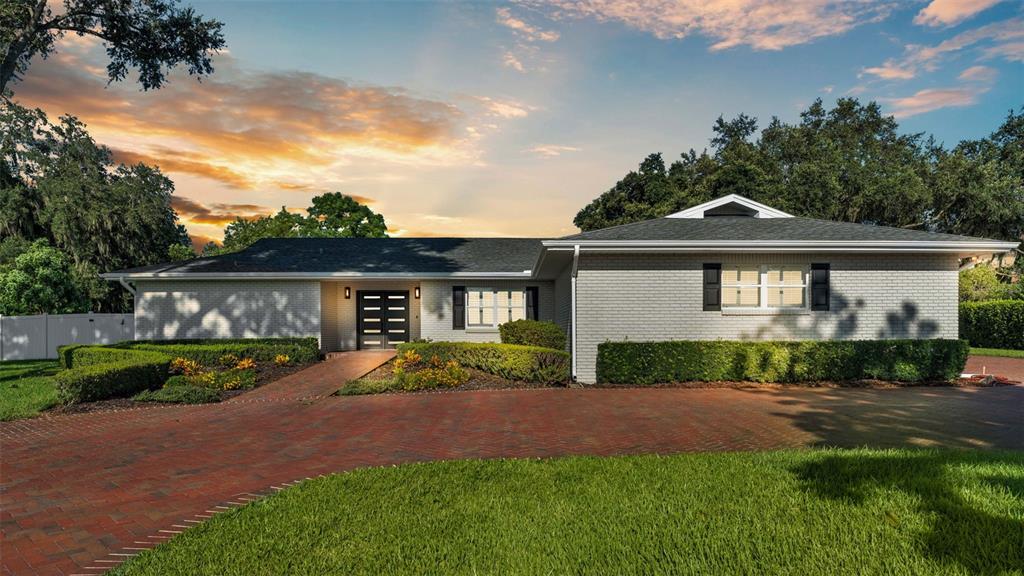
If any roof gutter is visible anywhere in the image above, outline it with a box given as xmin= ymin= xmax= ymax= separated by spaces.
xmin=99 ymin=271 xmax=536 ymax=281
xmin=541 ymin=239 xmax=1019 ymax=254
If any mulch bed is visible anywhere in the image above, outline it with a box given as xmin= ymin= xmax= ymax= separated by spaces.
xmin=47 ymin=361 xmax=316 ymax=415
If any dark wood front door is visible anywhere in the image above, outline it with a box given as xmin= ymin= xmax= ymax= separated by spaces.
xmin=357 ymin=291 xmax=410 ymax=349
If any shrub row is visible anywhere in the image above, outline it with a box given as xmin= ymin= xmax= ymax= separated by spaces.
xmin=397 ymin=342 xmax=570 ymax=384
xmin=959 ymin=300 xmax=1024 ymax=350
xmin=54 ymin=351 xmax=171 ymax=404
xmin=499 ymin=319 xmax=567 ymax=351
xmin=59 ymin=337 xmax=320 ymax=369
xmin=596 ymin=339 xmax=969 ymax=385
xmin=134 ymin=385 xmax=222 ymax=404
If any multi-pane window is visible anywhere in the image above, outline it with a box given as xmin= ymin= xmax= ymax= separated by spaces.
xmin=467 ymin=288 xmax=526 ymax=327
xmin=722 ymin=266 xmax=807 ymax=310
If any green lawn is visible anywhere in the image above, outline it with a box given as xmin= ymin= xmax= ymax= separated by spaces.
xmin=113 ymin=448 xmax=1023 ymax=575
xmin=971 ymin=347 xmax=1024 ymax=359
xmin=0 ymin=360 xmax=60 ymax=421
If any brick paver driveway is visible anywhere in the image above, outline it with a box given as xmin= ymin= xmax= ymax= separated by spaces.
xmin=2 ymin=354 xmax=1022 ymax=575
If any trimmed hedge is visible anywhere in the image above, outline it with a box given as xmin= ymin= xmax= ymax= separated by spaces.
xmin=596 ymin=339 xmax=969 ymax=385
xmin=499 ymin=319 xmax=567 ymax=351
xmin=59 ymin=337 xmax=320 ymax=369
xmin=960 ymin=300 xmax=1024 ymax=350
xmin=55 ymin=351 xmax=171 ymax=404
xmin=397 ymin=342 xmax=570 ymax=384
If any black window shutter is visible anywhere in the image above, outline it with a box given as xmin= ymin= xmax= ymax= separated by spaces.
xmin=811 ymin=264 xmax=830 ymax=311
xmin=702 ymin=263 xmax=721 ymax=311
xmin=452 ymin=286 xmax=465 ymax=329
xmin=525 ymin=287 xmax=539 ymax=320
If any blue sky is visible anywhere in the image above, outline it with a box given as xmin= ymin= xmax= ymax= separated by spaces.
xmin=20 ymin=0 xmax=1023 ymax=246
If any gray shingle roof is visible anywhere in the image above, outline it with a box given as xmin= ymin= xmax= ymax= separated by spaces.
xmin=559 ymin=216 xmax=1003 ymax=243
xmin=109 ymin=238 xmax=543 ymax=275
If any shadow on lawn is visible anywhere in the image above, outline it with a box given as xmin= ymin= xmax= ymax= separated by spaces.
xmin=0 ymin=361 xmax=60 ymax=383
xmin=794 ymin=450 xmax=1024 ymax=574
xmin=751 ymin=385 xmax=1024 ymax=451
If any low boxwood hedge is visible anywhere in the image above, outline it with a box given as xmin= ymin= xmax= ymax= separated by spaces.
xmin=134 ymin=385 xmax=221 ymax=404
xmin=499 ymin=319 xmax=567 ymax=351
xmin=54 ymin=351 xmax=171 ymax=404
xmin=960 ymin=300 xmax=1024 ymax=350
xmin=397 ymin=342 xmax=570 ymax=384
xmin=59 ymin=337 xmax=320 ymax=369
xmin=596 ymin=339 xmax=969 ymax=385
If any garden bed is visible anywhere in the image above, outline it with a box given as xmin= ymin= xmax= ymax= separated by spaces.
xmin=47 ymin=360 xmax=315 ymax=414
xmin=342 ymin=359 xmax=558 ymax=395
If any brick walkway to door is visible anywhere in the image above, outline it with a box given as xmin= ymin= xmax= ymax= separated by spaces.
xmin=2 ymin=354 xmax=1022 ymax=575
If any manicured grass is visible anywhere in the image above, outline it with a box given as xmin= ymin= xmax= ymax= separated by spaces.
xmin=971 ymin=347 xmax=1024 ymax=359
xmin=113 ymin=448 xmax=1024 ymax=575
xmin=338 ymin=377 xmax=395 ymax=395
xmin=0 ymin=360 xmax=60 ymax=421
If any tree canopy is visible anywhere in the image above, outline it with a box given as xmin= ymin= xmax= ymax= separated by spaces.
xmin=574 ymin=99 xmax=1024 ymax=246
xmin=206 ymin=192 xmax=389 ymax=255
xmin=1 ymin=0 xmax=225 ymax=94
xmin=0 ymin=239 xmax=89 ymax=315
xmin=1 ymin=99 xmax=189 ymax=311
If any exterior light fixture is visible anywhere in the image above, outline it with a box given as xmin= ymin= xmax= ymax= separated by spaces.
xmin=345 ymin=286 xmax=351 ymax=299
xmin=414 ymin=287 xmax=421 ymax=299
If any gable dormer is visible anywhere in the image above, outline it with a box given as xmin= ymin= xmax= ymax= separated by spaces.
xmin=666 ymin=194 xmax=793 ymax=219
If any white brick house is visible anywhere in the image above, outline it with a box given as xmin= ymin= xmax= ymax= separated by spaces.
xmin=104 ymin=195 xmax=1016 ymax=384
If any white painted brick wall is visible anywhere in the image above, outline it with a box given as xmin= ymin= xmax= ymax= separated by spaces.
xmin=420 ymin=280 xmax=555 ymax=343
xmin=574 ymin=252 xmax=959 ymax=383
xmin=134 ymin=280 xmax=321 ymax=342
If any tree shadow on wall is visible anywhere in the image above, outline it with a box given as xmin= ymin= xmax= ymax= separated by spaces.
xmin=791 ymin=449 xmax=1024 ymax=574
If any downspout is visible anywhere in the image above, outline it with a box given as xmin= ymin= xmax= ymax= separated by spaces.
xmin=117 ymin=276 xmax=137 ymax=298
xmin=570 ymin=244 xmax=580 ymax=382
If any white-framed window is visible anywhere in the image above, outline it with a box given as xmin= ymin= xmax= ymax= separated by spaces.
xmin=466 ymin=288 xmax=527 ymax=328
xmin=722 ymin=265 xmax=807 ymax=310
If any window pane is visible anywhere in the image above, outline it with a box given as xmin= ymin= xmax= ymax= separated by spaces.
xmin=723 ymin=287 xmax=760 ymax=307
xmin=723 ymin=267 xmax=758 ymax=285
xmin=767 ymin=267 xmax=804 ymax=286
xmin=509 ymin=306 xmax=526 ymax=321
xmin=768 ymin=287 xmax=805 ymax=307
xmin=480 ymin=306 xmax=494 ymax=325
xmin=508 ymin=290 xmax=524 ymax=307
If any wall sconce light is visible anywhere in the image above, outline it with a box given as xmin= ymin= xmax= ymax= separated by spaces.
xmin=344 ymin=286 xmax=351 ymax=299
xmin=414 ymin=287 xmax=421 ymax=299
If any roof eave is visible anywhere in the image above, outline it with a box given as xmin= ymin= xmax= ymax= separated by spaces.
xmin=100 ymin=271 xmax=536 ymax=281
xmin=541 ymin=239 xmax=1019 ymax=254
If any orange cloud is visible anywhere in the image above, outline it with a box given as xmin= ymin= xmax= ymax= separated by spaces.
xmin=13 ymin=53 xmax=491 ymax=190
xmin=188 ymin=234 xmax=220 ymax=252
xmin=112 ymin=148 xmax=255 ymax=189
xmin=520 ymin=0 xmax=893 ymax=51
xmin=171 ymin=196 xmax=274 ymax=226
xmin=496 ymin=7 xmax=560 ymax=42
xmin=914 ymin=0 xmax=1003 ymax=27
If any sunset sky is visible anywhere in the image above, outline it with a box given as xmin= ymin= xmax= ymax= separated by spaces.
xmin=15 ymin=0 xmax=1023 ymax=248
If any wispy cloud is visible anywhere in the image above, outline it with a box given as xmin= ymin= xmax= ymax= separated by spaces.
xmin=525 ymin=144 xmax=581 ymax=157
xmin=478 ymin=96 xmax=534 ymax=118
xmin=884 ymin=86 xmax=988 ymax=118
xmin=913 ymin=0 xmax=1004 ymax=27
xmin=502 ymin=50 xmax=526 ymax=72
xmin=16 ymin=51 xmax=530 ymax=191
xmin=170 ymin=196 xmax=274 ymax=226
xmin=862 ymin=16 xmax=1024 ymax=80
xmin=520 ymin=0 xmax=895 ymax=51
xmin=496 ymin=7 xmax=560 ymax=42
xmin=958 ymin=64 xmax=998 ymax=83
xmin=883 ymin=64 xmax=997 ymax=118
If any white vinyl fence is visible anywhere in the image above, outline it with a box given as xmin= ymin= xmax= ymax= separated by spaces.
xmin=0 ymin=313 xmax=135 ymax=361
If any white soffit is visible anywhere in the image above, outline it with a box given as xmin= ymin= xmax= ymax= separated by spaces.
xmin=666 ymin=194 xmax=794 ymax=219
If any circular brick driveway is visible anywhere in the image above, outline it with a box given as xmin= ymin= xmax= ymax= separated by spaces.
xmin=2 ymin=354 xmax=1022 ymax=575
